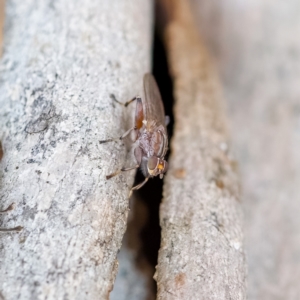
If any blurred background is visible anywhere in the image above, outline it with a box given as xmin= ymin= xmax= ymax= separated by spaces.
xmin=191 ymin=1 xmax=300 ymax=299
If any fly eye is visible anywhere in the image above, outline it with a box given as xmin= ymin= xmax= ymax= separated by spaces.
xmin=147 ymin=157 xmax=159 ymax=171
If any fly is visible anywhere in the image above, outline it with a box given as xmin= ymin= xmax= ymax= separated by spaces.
xmin=100 ymin=73 xmax=169 ymax=197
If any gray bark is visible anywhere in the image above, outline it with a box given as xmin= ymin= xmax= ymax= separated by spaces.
xmin=190 ymin=0 xmax=300 ymax=299
xmin=0 ymin=1 xmax=152 ymax=299
xmin=111 ymin=197 xmax=155 ymax=300
xmin=0 ymin=0 xmax=4 ymax=55
xmin=154 ymin=1 xmax=246 ymax=299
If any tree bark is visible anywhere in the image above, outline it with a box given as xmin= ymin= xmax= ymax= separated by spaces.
xmin=0 ymin=0 xmax=4 ymax=54
xmin=154 ymin=1 xmax=246 ymax=299
xmin=111 ymin=197 xmax=155 ymax=300
xmin=190 ymin=0 xmax=300 ymax=299
xmin=0 ymin=1 xmax=152 ymax=299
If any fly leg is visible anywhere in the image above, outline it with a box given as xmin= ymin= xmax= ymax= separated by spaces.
xmin=126 ymin=147 xmax=149 ymax=197
xmin=100 ymin=95 xmax=144 ymax=144
xmin=106 ymin=164 xmax=139 ymax=180
xmin=129 ymin=177 xmax=149 ymax=198
xmin=106 ymin=147 xmax=142 ymax=180
xmin=99 ymin=126 xmax=137 ymax=144
xmin=102 ymin=95 xmax=146 ymax=197
xmin=0 ymin=203 xmax=23 ymax=232
xmin=110 ymin=94 xmax=139 ymax=107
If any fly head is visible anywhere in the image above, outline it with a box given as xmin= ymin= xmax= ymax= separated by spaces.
xmin=147 ymin=156 xmax=168 ymax=179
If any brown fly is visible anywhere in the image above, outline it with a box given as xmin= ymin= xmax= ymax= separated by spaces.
xmin=100 ymin=73 xmax=169 ymax=197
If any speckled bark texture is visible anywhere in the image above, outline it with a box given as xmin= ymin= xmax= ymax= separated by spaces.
xmin=0 ymin=1 xmax=152 ymax=299
xmin=154 ymin=1 xmax=246 ymax=299
xmin=190 ymin=0 xmax=300 ymax=299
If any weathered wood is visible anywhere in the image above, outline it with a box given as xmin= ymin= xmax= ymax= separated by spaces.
xmin=190 ymin=0 xmax=300 ymax=299
xmin=154 ymin=1 xmax=246 ymax=299
xmin=0 ymin=0 xmax=152 ymax=299
xmin=111 ymin=197 xmax=155 ymax=300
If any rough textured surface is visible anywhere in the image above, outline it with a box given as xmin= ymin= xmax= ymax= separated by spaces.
xmin=111 ymin=239 xmax=154 ymax=300
xmin=0 ymin=0 xmax=152 ymax=299
xmin=0 ymin=0 xmax=4 ymax=54
xmin=190 ymin=0 xmax=300 ymax=299
xmin=111 ymin=197 xmax=155 ymax=300
xmin=155 ymin=1 xmax=246 ymax=299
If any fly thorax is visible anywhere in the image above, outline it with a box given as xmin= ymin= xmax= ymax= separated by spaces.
xmin=150 ymin=130 xmax=164 ymax=157
xmin=138 ymin=131 xmax=151 ymax=156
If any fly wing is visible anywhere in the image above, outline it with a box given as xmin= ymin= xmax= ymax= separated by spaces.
xmin=143 ymin=73 xmax=166 ymax=127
